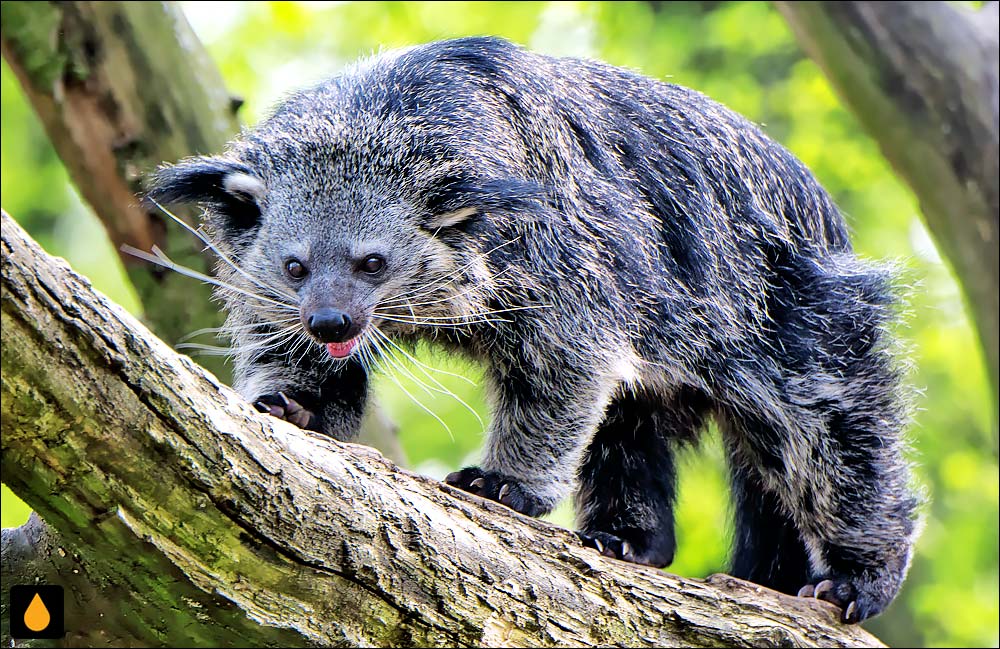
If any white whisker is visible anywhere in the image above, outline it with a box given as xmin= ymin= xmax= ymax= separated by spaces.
xmin=384 ymin=266 xmax=515 ymax=311
xmin=372 ymin=340 xmax=439 ymax=399
xmin=371 ymin=328 xmax=484 ymax=429
xmin=122 ymin=245 xmax=298 ymax=313
xmin=372 ymin=312 xmax=512 ymax=328
xmin=372 ymin=302 xmax=551 ymax=327
xmin=367 ymin=330 xmax=452 ymax=437
xmin=176 ymin=342 xmax=236 ymax=353
xmin=370 ymin=328 xmax=477 ymax=387
xmin=181 ymin=316 xmax=300 ymax=343
xmin=147 ymin=199 xmax=297 ymax=303
xmin=382 ymin=237 xmax=521 ymax=306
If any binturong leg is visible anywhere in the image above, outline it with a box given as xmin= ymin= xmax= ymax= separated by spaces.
xmin=576 ymin=389 xmax=710 ymax=567
xmin=723 ymin=404 xmax=920 ymax=623
xmin=445 ymin=344 xmax=622 ymax=518
xmin=722 ymin=252 xmax=922 ymax=623
xmin=726 ymin=440 xmax=813 ymax=594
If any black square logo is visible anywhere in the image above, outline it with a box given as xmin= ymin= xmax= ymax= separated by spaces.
xmin=9 ymin=585 xmax=64 ymax=639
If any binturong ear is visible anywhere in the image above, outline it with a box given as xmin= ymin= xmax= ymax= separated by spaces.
xmin=144 ymin=156 xmax=265 ymax=232
xmin=423 ymin=176 xmax=548 ymax=233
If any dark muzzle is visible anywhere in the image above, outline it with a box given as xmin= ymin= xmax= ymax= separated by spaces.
xmin=307 ymin=308 xmax=353 ymax=343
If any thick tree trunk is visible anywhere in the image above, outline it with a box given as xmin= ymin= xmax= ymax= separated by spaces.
xmin=0 ymin=210 xmax=882 ymax=647
xmin=775 ymin=0 xmax=1000 ymax=404
xmin=0 ymin=0 xmax=402 ymax=463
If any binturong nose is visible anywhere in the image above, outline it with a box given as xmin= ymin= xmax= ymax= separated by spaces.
xmin=307 ymin=307 xmax=353 ymax=343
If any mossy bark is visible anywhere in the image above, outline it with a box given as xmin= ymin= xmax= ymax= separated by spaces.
xmin=776 ymin=0 xmax=1000 ymax=406
xmin=0 ymin=211 xmax=883 ymax=647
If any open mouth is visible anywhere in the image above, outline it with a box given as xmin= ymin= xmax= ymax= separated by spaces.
xmin=326 ymin=337 xmax=359 ymax=359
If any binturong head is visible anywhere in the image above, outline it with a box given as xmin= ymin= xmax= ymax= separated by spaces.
xmin=144 ymin=152 xmax=489 ymax=363
xmin=143 ymin=38 xmax=549 ymax=364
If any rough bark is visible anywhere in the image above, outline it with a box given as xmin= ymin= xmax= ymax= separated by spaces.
xmin=0 ymin=0 xmax=403 ymax=462
xmin=0 ymin=210 xmax=882 ymax=647
xmin=776 ymin=0 xmax=1000 ymax=403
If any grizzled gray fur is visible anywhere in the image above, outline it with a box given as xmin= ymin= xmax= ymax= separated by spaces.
xmin=149 ymin=37 xmax=922 ymax=623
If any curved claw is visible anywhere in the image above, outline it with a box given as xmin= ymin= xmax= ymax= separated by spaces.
xmin=844 ymin=601 xmax=858 ymax=624
xmin=795 ymin=576 xmax=878 ymax=624
xmin=253 ymin=393 xmax=319 ymax=431
xmin=813 ymin=579 xmax=835 ymax=600
xmin=576 ymin=531 xmax=669 ymax=567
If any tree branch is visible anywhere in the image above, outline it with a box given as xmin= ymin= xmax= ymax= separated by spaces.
xmin=0 ymin=210 xmax=881 ymax=646
xmin=775 ymin=0 xmax=1000 ymax=401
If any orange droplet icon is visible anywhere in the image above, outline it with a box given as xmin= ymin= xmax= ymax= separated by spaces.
xmin=24 ymin=593 xmax=51 ymax=632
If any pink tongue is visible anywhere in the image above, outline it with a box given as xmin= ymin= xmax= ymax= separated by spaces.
xmin=326 ymin=339 xmax=357 ymax=358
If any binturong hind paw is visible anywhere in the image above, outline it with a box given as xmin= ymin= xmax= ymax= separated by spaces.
xmin=444 ymin=467 xmax=551 ymax=517
xmin=797 ymin=575 xmax=891 ymax=624
xmin=254 ymin=392 xmax=319 ymax=431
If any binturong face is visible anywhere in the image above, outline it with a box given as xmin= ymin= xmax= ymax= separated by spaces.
xmin=144 ymin=142 xmax=501 ymax=369
xmin=236 ymin=158 xmax=480 ymax=361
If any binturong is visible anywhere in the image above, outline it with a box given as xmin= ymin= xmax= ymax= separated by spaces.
xmin=147 ymin=37 xmax=922 ymax=623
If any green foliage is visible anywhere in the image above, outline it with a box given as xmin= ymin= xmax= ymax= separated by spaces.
xmin=1 ymin=2 xmax=995 ymax=646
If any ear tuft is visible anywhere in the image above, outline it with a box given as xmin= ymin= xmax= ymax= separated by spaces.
xmin=222 ymin=172 xmax=266 ymax=204
xmin=145 ymin=157 xmax=264 ymax=231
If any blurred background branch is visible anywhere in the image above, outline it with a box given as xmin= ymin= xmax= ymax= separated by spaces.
xmin=0 ymin=0 xmax=238 ymax=381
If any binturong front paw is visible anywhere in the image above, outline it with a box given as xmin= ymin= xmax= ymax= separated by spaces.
xmin=444 ymin=467 xmax=551 ymax=517
xmin=797 ymin=574 xmax=891 ymax=624
xmin=577 ymin=529 xmax=675 ymax=568
xmin=254 ymin=392 xmax=319 ymax=431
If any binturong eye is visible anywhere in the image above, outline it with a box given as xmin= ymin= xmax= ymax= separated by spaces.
xmin=285 ymin=258 xmax=308 ymax=279
xmin=360 ymin=254 xmax=386 ymax=275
